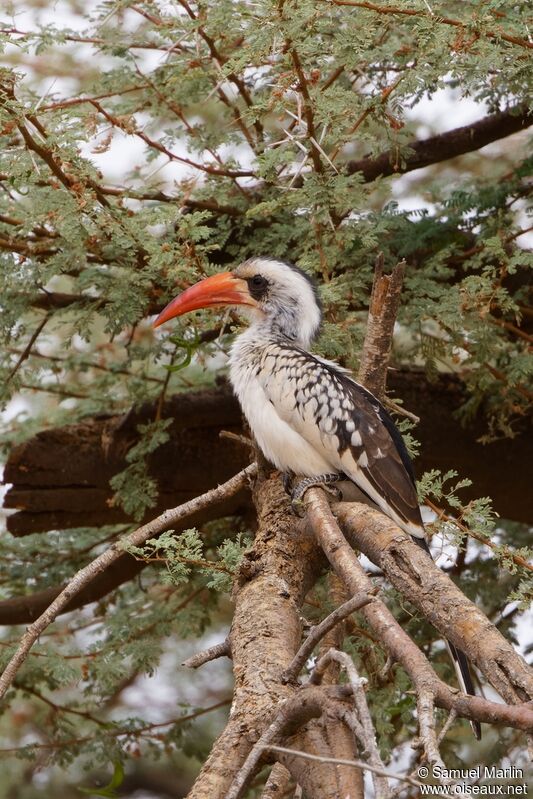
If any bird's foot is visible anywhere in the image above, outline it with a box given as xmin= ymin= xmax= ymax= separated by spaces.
xmin=290 ymin=473 xmax=342 ymax=517
xmin=282 ymin=471 xmax=294 ymax=495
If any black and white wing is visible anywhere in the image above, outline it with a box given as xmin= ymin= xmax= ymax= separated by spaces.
xmin=258 ymin=344 xmax=424 ymax=538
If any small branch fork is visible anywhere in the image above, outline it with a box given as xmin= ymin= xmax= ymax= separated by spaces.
xmin=281 ymin=588 xmax=378 ymax=684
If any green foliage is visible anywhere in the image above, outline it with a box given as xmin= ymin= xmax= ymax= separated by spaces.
xmin=124 ymin=527 xmax=250 ymax=591
xmin=109 ymin=419 xmax=173 ymax=520
xmin=0 ymin=0 xmax=531 ymax=794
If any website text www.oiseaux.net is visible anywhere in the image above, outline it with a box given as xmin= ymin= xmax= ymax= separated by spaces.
xmin=416 ymin=766 xmax=529 ymax=796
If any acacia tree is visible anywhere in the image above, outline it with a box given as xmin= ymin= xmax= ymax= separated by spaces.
xmin=0 ymin=1 xmax=532 ymax=796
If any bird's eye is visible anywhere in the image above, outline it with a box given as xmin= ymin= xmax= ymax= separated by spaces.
xmin=247 ymin=274 xmax=269 ymax=299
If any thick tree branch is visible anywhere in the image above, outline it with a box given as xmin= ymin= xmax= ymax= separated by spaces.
xmin=186 ymin=476 xmax=368 ymax=799
xmin=305 ymin=488 xmax=533 ymax=733
xmin=347 ymin=107 xmax=533 ymax=182
xmin=185 ymin=475 xmax=326 ymax=798
xmin=335 ymin=502 xmax=533 ymax=705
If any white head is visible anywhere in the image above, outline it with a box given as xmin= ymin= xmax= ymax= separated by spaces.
xmin=232 ymin=258 xmax=322 ymax=347
xmin=153 ymin=257 xmax=322 ymax=349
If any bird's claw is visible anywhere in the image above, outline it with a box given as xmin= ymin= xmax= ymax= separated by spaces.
xmin=290 ymin=473 xmax=342 ymax=516
xmin=282 ymin=471 xmax=294 ymax=495
xmin=291 ymin=497 xmax=307 ymax=518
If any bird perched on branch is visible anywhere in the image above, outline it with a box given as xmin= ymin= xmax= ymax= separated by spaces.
xmin=153 ymin=256 xmax=480 ymax=738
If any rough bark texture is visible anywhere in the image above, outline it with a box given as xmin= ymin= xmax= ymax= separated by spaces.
xmin=4 ymin=373 xmax=531 ymax=535
xmin=187 ymin=473 xmax=364 ymax=799
xmin=186 ymin=474 xmax=322 ymax=798
xmin=335 ymin=502 xmax=533 ymax=705
xmin=357 ymin=257 xmax=405 ymax=398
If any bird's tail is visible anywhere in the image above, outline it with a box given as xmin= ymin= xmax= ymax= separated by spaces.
xmin=445 ymin=640 xmax=482 ymax=739
xmin=412 ymin=535 xmax=481 ymax=740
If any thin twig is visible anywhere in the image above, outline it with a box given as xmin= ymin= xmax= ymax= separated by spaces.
xmin=425 ymin=498 xmax=533 ymax=574
xmin=261 ymin=745 xmax=423 ymax=789
xmin=0 ymin=698 xmax=231 ymax=754
xmin=382 ymin=397 xmax=420 ymax=423
xmin=6 ymin=315 xmax=49 ymax=383
xmin=220 ymin=430 xmax=254 ymax=449
xmin=182 ymin=638 xmax=231 ymax=669
xmin=282 ymin=589 xmax=378 ymax=684
xmin=0 ymin=464 xmax=257 ymax=700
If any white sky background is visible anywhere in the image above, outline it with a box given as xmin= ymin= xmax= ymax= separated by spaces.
xmin=1 ymin=2 xmax=532 ymax=787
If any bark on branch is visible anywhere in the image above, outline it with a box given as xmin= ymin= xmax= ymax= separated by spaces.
xmin=347 ymin=106 xmax=533 ymax=182
xmin=335 ymin=501 xmax=533 ymax=706
xmin=304 ymin=488 xmax=533 ymax=734
xmin=186 ymin=475 xmax=366 ymax=799
xmin=357 ymin=254 xmax=405 ymax=397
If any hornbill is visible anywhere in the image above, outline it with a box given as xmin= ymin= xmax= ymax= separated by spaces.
xmin=153 ymin=256 xmax=481 ymax=738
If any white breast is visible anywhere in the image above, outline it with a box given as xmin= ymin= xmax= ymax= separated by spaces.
xmin=229 ymin=335 xmax=333 ymax=476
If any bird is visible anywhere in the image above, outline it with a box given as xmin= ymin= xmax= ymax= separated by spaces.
xmin=153 ymin=256 xmax=481 ymax=738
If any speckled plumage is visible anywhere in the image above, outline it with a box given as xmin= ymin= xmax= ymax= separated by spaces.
xmin=229 ymin=330 xmax=424 ymax=538
xmin=227 ymin=259 xmax=479 ymax=735
xmin=153 ymin=255 xmax=480 ymax=736
xmin=227 ymin=257 xmax=424 ymax=537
